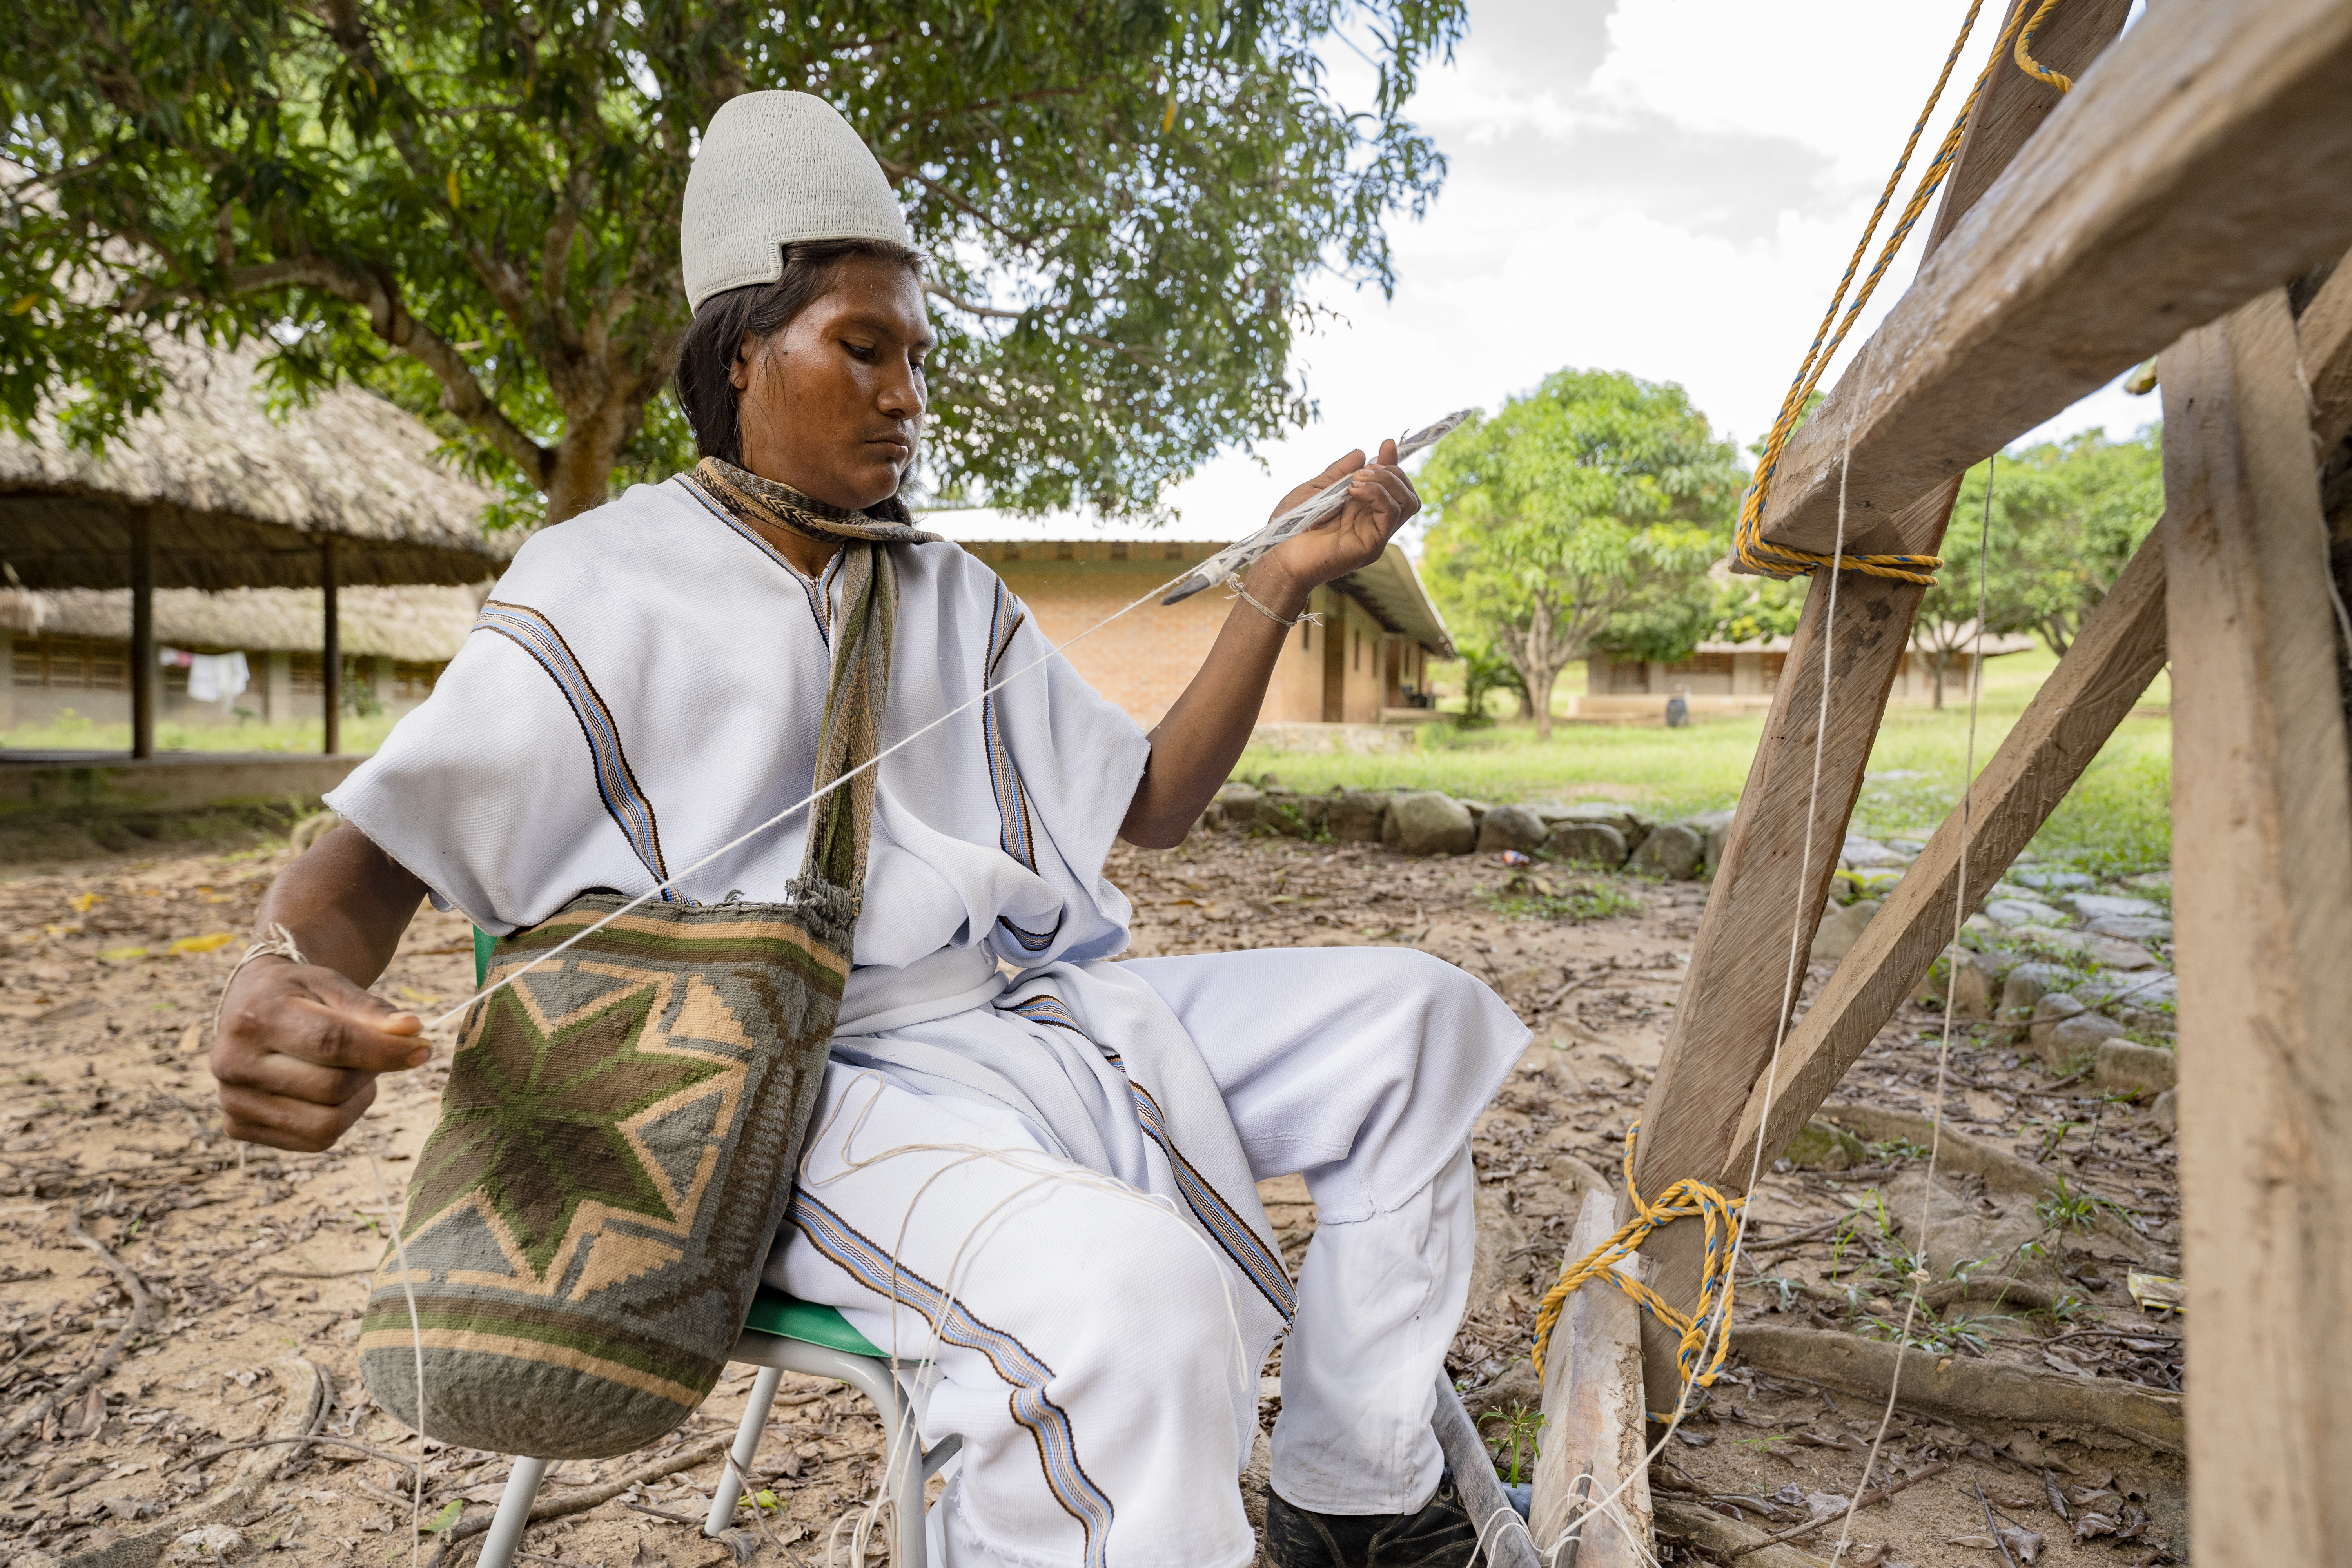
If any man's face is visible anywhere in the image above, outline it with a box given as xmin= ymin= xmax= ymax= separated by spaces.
xmin=732 ymin=254 xmax=934 ymax=511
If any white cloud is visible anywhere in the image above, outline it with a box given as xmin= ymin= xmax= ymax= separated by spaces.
xmin=1159 ymin=0 xmax=2158 ymax=535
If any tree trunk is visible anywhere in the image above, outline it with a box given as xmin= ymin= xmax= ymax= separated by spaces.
xmin=1517 ymin=688 xmax=1536 ymax=722
xmin=1530 ymin=663 xmax=1560 ymax=741
xmin=543 ymin=399 xmax=639 ymax=523
xmin=1931 ymin=651 xmax=1947 ymax=710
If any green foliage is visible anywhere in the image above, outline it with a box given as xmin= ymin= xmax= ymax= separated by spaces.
xmin=1419 ymin=369 xmax=1744 ymax=730
xmin=1453 ymin=639 xmax=1526 ymax=728
xmin=1942 ymin=428 xmax=2165 ymax=658
xmin=0 ymin=0 xmax=1462 ymax=522
xmin=1481 ymin=869 xmax=1643 ymax=923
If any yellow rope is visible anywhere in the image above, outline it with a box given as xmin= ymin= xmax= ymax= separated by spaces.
xmin=1528 ymin=1125 xmax=1746 ymax=1419
xmin=2014 ymin=0 xmax=2074 ymax=92
xmin=1732 ymin=0 xmax=2045 ymax=586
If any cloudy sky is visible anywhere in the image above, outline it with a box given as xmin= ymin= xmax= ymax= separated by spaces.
xmin=1156 ymin=0 xmax=2153 ymax=538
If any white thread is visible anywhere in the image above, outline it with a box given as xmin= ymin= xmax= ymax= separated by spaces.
xmin=1826 ymin=454 xmax=1996 ymax=1565
xmin=368 ymin=1151 xmax=428 ymax=1568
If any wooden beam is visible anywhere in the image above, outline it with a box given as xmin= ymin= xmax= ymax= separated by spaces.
xmin=321 ymin=536 xmax=340 ymax=757
xmin=1717 ymin=526 xmax=2167 ymax=1183
xmin=1529 ymin=1188 xmax=1651 ymax=1564
xmin=1757 ymin=0 xmax=2352 ymax=559
xmin=1616 ymin=0 xmax=2132 ymax=1403
xmin=1919 ymin=0 xmax=2133 ymax=254
xmin=2301 ymin=258 xmax=2352 ymax=454
xmin=1432 ymin=1379 xmax=1540 ymax=1568
xmin=1713 ymin=250 xmax=2352 ymax=1178
xmin=129 ymin=511 xmax=154 ymax=761
xmin=2162 ymin=289 xmax=2352 ymax=1563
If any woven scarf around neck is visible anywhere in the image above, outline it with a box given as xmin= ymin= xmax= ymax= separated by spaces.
xmin=695 ymin=456 xmax=940 ymax=546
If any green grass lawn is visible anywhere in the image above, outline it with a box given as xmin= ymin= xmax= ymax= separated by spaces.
xmin=0 ymin=708 xmax=405 ymax=755
xmin=1239 ymin=649 xmax=2172 ymax=875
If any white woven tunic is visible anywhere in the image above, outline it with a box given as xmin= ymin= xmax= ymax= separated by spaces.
xmin=328 ymin=475 xmax=1527 ymax=1566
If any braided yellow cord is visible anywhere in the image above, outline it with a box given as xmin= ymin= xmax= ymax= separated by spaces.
xmin=1528 ymin=1125 xmax=1746 ymax=1420
xmin=1732 ymin=0 xmax=2045 ymax=586
xmin=2014 ymin=0 xmax=2074 ymax=92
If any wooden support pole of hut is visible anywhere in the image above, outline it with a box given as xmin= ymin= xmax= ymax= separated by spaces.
xmin=320 ymin=536 xmax=340 ymax=756
xmin=2161 ymin=289 xmax=2352 ymax=1562
xmin=128 ymin=508 xmax=154 ymax=760
xmin=1613 ymin=0 xmax=2131 ymax=1407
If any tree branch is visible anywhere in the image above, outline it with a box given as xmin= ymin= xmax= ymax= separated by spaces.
xmin=922 ymin=283 xmax=1164 ymax=373
xmin=127 ymin=255 xmax=553 ymax=487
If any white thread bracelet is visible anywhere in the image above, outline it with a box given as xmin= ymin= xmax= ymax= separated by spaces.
xmin=1228 ymin=583 xmax=1322 ymax=629
xmin=212 ymin=922 xmax=307 ymax=1039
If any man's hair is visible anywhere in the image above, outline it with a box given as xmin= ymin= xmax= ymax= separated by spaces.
xmin=672 ymin=237 xmax=925 ymax=470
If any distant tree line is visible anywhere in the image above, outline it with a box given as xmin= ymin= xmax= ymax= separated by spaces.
xmin=1419 ymin=367 xmax=2164 ymax=725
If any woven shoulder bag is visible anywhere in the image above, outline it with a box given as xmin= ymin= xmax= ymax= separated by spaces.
xmin=359 ymin=543 xmax=894 ymax=1458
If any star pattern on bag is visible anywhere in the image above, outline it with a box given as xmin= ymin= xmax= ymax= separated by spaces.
xmin=406 ymin=979 xmax=726 ymax=1277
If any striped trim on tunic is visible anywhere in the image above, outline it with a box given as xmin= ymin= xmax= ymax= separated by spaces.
xmin=1000 ymin=994 xmax=1298 ymax=1326
xmin=674 ymin=475 xmax=845 ymax=644
xmin=981 ymin=581 xmax=1064 ymax=953
xmin=788 ymin=1190 xmax=1116 ymax=1565
xmin=472 ymin=600 xmax=683 ymax=902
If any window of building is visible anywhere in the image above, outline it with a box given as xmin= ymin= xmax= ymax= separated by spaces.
xmin=11 ymin=637 xmax=127 ymax=690
xmin=1662 ymin=653 xmax=1737 ymax=679
xmin=392 ymin=661 xmax=440 ymax=701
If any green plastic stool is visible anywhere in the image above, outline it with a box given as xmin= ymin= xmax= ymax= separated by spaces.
xmin=465 ymin=931 xmax=953 ymax=1568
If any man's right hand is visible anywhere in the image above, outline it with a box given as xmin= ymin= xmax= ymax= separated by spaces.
xmin=210 ymin=822 xmax=435 ymax=1152
xmin=212 ymin=957 xmax=428 ymax=1151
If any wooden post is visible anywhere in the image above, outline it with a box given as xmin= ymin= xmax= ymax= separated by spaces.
xmin=1718 ymin=527 xmax=2167 ymax=1176
xmin=2161 ymin=288 xmax=2352 ymax=1562
xmin=129 ymin=510 xmax=154 ymax=760
xmin=320 ymin=536 xmax=340 ymax=756
xmin=1530 ymin=1188 xmax=1651 ymax=1565
xmin=1614 ymin=0 xmax=2141 ymax=1406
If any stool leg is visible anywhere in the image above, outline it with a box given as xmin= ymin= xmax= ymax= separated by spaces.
xmin=705 ymin=1365 xmax=784 ymax=1538
xmin=477 ymin=1456 xmax=547 ymax=1568
xmin=889 ymin=1379 xmax=926 ymax=1568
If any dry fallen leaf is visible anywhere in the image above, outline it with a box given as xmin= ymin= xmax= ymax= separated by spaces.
xmin=1997 ymin=1524 xmax=2045 ymax=1563
xmin=1948 ymin=1534 xmax=1998 ymax=1550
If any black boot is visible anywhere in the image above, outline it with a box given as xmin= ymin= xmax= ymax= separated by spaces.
xmin=1262 ymin=1472 xmax=1481 ymax=1568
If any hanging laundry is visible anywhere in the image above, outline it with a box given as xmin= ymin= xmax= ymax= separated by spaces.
xmin=187 ymin=650 xmax=250 ymax=703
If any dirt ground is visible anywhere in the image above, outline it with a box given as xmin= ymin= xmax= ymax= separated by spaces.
xmin=1 ymin=818 xmax=2185 ymax=1568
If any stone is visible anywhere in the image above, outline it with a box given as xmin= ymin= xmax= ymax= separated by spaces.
xmin=2065 ymin=892 xmax=2162 ymax=921
xmin=1381 ymin=796 xmax=1405 ymax=849
xmin=2087 ymin=914 xmax=2172 ymax=942
xmin=1391 ymin=791 xmax=1475 ymax=856
xmin=1887 ymin=838 xmax=1928 ymax=856
xmin=1631 ymin=820 xmax=1706 ymax=879
xmin=1460 ymin=799 xmax=1494 ymax=831
xmin=2124 ymin=871 xmax=2172 ymax=893
xmin=2012 ymin=924 xmax=2092 ymax=957
xmin=1546 ymin=821 xmax=1628 ymax=868
xmin=1688 ymin=809 xmax=1736 ymax=876
xmin=1842 ymin=836 xmax=1909 ymax=868
xmin=2075 ymin=969 xmax=2176 ymax=1008
xmin=1811 ymin=898 xmax=1881 ymax=963
xmin=1477 ymin=804 xmax=1550 ymax=853
xmin=1784 ymin=1119 xmax=1868 ymax=1172
xmin=1999 ymin=961 xmax=2072 ymax=1030
xmin=2045 ymin=1009 xmax=2125 ymax=1071
xmin=2149 ymin=1086 xmax=2178 ymax=1131
xmin=2086 ymin=935 xmax=2160 ymax=970
xmin=1327 ymin=789 xmax=1390 ymax=843
xmin=1983 ymin=897 xmax=2065 ymax=928
xmin=1216 ymin=785 xmax=1260 ymax=829
xmin=1254 ymin=791 xmax=1321 ymax=838
xmin=2027 ymin=992 xmax=2085 ymax=1057
xmin=2011 ymin=868 xmax=2095 ymax=892
xmin=1916 ymin=948 xmax=1994 ymax=1018
xmin=2094 ymin=1040 xmax=2178 ymax=1098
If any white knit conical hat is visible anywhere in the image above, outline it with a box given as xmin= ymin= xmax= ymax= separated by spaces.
xmin=680 ymin=91 xmax=914 ymax=313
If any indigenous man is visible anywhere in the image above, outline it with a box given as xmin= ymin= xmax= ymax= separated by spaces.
xmin=212 ymin=91 xmax=1527 ymax=1568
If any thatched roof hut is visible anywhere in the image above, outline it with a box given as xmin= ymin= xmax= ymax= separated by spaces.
xmin=0 ymin=340 xmax=515 ymax=591
xmin=2 ymin=583 xmax=481 ymax=662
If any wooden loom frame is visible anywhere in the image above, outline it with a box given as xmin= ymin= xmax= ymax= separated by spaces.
xmin=1523 ymin=2 xmax=2352 ymax=1562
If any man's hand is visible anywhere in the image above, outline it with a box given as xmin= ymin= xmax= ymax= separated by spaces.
xmin=211 ymin=823 xmax=433 ymax=1151
xmin=1253 ymin=438 xmax=1422 ymax=607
